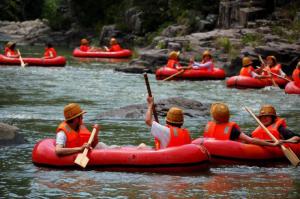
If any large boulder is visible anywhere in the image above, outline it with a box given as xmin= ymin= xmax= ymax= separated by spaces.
xmin=95 ymin=97 xmax=209 ymax=120
xmin=0 ymin=123 xmax=25 ymax=146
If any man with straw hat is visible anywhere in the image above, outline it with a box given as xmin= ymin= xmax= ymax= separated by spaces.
xmin=55 ymin=103 xmax=100 ymax=156
xmin=144 ymin=96 xmax=191 ymax=150
xmin=251 ymin=104 xmax=300 ymax=143
xmin=189 ymin=50 xmax=214 ymax=71
xmin=166 ymin=51 xmax=182 ymax=69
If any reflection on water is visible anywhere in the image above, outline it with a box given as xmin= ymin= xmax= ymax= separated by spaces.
xmin=0 ymin=47 xmax=300 ymax=198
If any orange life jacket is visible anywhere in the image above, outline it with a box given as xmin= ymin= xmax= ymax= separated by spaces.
xmin=292 ymin=68 xmax=300 ymax=86
xmin=166 ymin=58 xmax=181 ymax=69
xmin=240 ymin=66 xmax=255 ymax=77
xmin=109 ymin=44 xmax=122 ymax=52
xmin=5 ymin=49 xmax=17 ymax=57
xmin=56 ymin=121 xmax=98 ymax=148
xmin=44 ymin=47 xmax=57 ymax=58
xmin=155 ymin=125 xmax=191 ymax=150
xmin=251 ymin=117 xmax=286 ymax=140
xmin=203 ymin=121 xmax=240 ymax=140
xmin=80 ymin=45 xmax=90 ymax=52
xmin=270 ymin=64 xmax=282 ymax=75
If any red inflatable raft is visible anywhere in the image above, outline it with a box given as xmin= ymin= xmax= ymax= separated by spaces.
xmin=0 ymin=54 xmax=66 ymax=67
xmin=226 ymin=75 xmax=289 ymax=89
xmin=32 ymin=139 xmax=210 ymax=172
xmin=192 ymin=138 xmax=300 ymax=165
xmin=155 ymin=67 xmax=226 ymax=80
xmin=72 ymin=48 xmax=132 ymax=58
xmin=285 ymin=81 xmax=300 ymax=94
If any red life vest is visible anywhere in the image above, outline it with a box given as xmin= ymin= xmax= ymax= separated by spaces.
xmin=56 ymin=121 xmax=98 ymax=148
xmin=270 ymin=64 xmax=282 ymax=75
xmin=292 ymin=68 xmax=300 ymax=87
xmin=203 ymin=121 xmax=240 ymax=140
xmin=80 ymin=45 xmax=90 ymax=52
xmin=44 ymin=47 xmax=57 ymax=58
xmin=5 ymin=49 xmax=17 ymax=57
xmin=251 ymin=117 xmax=286 ymax=140
xmin=109 ymin=44 xmax=122 ymax=52
xmin=166 ymin=58 xmax=181 ymax=69
xmin=240 ymin=66 xmax=255 ymax=77
xmin=155 ymin=125 xmax=191 ymax=150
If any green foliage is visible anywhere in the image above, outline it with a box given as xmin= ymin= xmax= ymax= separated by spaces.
xmin=241 ymin=33 xmax=263 ymax=47
xmin=42 ymin=0 xmax=71 ymax=30
xmin=216 ymin=37 xmax=232 ymax=53
xmin=271 ymin=20 xmax=300 ymax=43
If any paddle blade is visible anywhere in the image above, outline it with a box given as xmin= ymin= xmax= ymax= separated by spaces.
xmin=74 ymin=153 xmax=90 ymax=168
xmin=281 ymin=146 xmax=300 ymax=167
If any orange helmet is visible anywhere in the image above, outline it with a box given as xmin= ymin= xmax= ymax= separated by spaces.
xmin=110 ymin=38 xmax=118 ymax=45
xmin=266 ymin=56 xmax=277 ymax=64
xmin=202 ymin=50 xmax=212 ymax=59
xmin=242 ymin=57 xmax=253 ymax=67
xmin=64 ymin=103 xmax=86 ymax=121
xmin=166 ymin=107 xmax=184 ymax=125
xmin=258 ymin=104 xmax=277 ymax=118
xmin=210 ymin=102 xmax=230 ymax=123
xmin=80 ymin=38 xmax=89 ymax=45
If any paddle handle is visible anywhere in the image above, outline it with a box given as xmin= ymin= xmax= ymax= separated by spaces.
xmin=17 ymin=49 xmax=26 ymax=67
xmin=162 ymin=69 xmax=185 ymax=81
xmin=144 ymin=73 xmax=159 ymax=123
xmin=82 ymin=127 xmax=97 ymax=155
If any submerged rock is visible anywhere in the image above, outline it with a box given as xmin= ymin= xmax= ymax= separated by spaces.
xmin=0 ymin=123 xmax=25 ymax=146
xmin=95 ymin=97 xmax=209 ymax=120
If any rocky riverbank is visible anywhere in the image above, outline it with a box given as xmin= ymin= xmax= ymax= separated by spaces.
xmin=0 ymin=123 xmax=24 ymax=146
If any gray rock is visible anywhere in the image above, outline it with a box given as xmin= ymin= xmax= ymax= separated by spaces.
xmin=95 ymin=97 xmax=209 ymax=120
xmin=0 ymin=123 xmax=25 ymax=146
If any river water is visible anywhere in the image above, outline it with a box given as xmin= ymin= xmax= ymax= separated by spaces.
xmin=0 ymin=47 xmax=300 ymax=198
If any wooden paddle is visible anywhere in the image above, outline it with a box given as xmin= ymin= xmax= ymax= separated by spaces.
xmin=74 ymin=127 xmax=97 ymax=168
xmin=144 ymin=73 xmax=159 ymax=123
xmin=244 ymin=106 xmax=300 ymax=167
xmin=162 ymin=66 xmax=191 ymax=81
xmin=266 ymin=70 xmax=291 ymax=82
xmin=17 ymin=49 xmax=27 ymax=68
xmin=258 ymin=55 xmax=279 ymax=87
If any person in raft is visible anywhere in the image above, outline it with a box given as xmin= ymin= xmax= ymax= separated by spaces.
xmin=189 ymin=50 xmax=214 ymax=71
xmin=79 ymin=38 xmax=100 ymax=52
xmin=203 ymin=102 xmax=280 ymax=146
xmin=239 ymin=57 xmax=266 ymax=78
xmin=144 ymin=96 xmax=191 ymax=150
xmin=251 ymin=104 xmax=300 ymax=143
xmin=258 ymin=55 xmax=286 ymax=78
xmin=104 ymin=37 xmax=123 ymax=52
xmin=55 ymin=103 xmax=100 ymax=156
xmin=43 ymin=43 xmax=57 ymax=59
xmin=166 ymin=51 xmax=182 ymax=69
xmin=292 ymin=62 xmax=300 ymax=87
xmin=4 ymin=41 xmax=20 ymax=58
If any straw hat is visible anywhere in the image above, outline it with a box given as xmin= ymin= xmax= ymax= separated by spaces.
xmin=202 ymin=50 xmax=212 ymax=58
xmin=168 ymin=51 xmax=180 ymax=59
xmin=110 ymin=38 xmax=117 ymax=45
xmin=258 ymin=104 xmax=277 ymax=118
xmin=210 ymin=102 xmax=230 ymax=123
xmin=80 ymin=38 xmax=89 ymax=45
xmin=166 ymin=107 xmax=184 ymax=125
xmin=6 ymin=41 xmax=16 ymax=48
xmin=242 ymin=57 xmax=253 ymax=67
xmin=64 ymin=103 xmax=86 ymax=121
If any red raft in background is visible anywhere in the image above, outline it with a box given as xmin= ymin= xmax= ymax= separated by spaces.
xmin=285 ymin=81 xmax=300 ymax=94
xmin=0 ymin=54 xmax=66 ymax=67
xmin=73 ymin=48 xmax=132 ymax=58
xmin=192 ymin=138 xmax=300 ymax=165
xmin=226 ymin=75 xmax=289 ymax=89
xmin=32 ymin=139 xmax=210 ymax=172
xmin=156 ymin=66 xmax=226 ymax=80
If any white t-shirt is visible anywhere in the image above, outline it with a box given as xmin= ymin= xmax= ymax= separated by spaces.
xmin=56 ymin=131 xmax=66 ymax=146
xmin=150 ymin=121 xmax=171 ymax=149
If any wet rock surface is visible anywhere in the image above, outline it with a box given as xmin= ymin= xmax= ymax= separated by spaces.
xmin=0 ymin=123 xmax=25 ymax=146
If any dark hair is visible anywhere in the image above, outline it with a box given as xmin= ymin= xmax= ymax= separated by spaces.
xmin=166 ymin=121 xmax=182 ymax=128
xmin=46 ymin=43 xmax=53 ymax=48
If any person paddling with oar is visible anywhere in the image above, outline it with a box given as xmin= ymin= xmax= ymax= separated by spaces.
xmin=251 ymin=104 xmax=300 ymax=144
xmin=142 ymin=73 xmax=191 ymax=149
xmin=4 ymin=41 xmax=20 ymax=58
xmin=55 ymin=103 xmax=100 ymax=157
